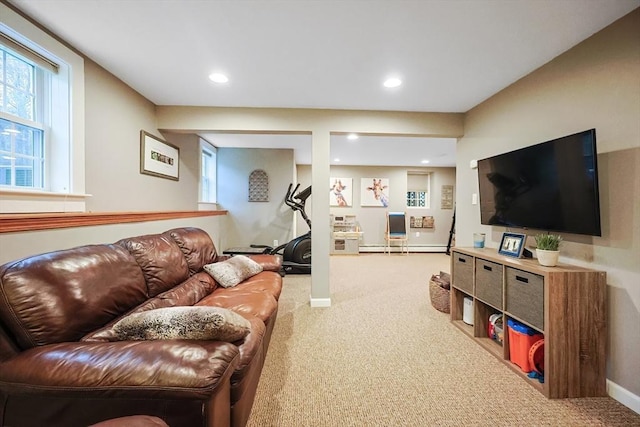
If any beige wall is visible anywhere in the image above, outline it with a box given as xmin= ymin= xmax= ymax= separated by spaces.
xmin=297 ymin=164 xmax=455 ymax=248
xmin=0 ymin=58 xmax=211 ymax=264
xmin=0 ymin=216 xmax=225 ymax=265
xmin=457 ymin=9 xmax=640 ymax=398
xmin=216 ymin=147 xmax=296 ymax=251
xmin=84 ymin=59 xmax=201 ymax=212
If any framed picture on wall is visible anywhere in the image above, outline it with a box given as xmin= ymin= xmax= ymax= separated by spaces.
xmin=361 ymin=178 xmax=389 ymax=207
xmin=140 ymin=130 xmax=180 ymax=181
xmin=330 ymin=177 xmax=353 ymax=206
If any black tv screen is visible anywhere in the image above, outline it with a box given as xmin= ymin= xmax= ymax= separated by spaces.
xmin=477 ymin=129 xmax=601 ymax=236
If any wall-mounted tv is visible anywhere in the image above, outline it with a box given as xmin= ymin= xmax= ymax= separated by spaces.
xmin=477 ymin=129 xmax=601 ymax=236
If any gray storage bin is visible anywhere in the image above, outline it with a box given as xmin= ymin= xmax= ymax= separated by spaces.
xmin=475 ymin=258 xmax=503 ymax=309
xmin=505 ymin=267 xmax=544 ymax=330
xmin=452 ymin=252 xmax=473 ymax=294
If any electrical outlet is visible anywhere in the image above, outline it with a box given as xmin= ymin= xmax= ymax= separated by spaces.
xmin=273 ymin=239 xmax=279 ymax=247
xmin=416 ymin=232 xmax=420 ymax=237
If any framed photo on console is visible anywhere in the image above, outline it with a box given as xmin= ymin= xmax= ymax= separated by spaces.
xmin=499 ymin=232 xmax=527 ymax=258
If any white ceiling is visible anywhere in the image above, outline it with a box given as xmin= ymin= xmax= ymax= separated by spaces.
xmin=202 ymin=133 xmax=457 ymax=166
xmin=7 ymin=0 xmax=639 ymax=166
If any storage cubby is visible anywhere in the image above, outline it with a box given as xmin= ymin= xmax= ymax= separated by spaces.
xmin=450 ymin=247 xmax=607 ymax=398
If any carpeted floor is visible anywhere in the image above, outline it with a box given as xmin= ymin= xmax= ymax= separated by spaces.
xmin=247 ymin=254 xmax=639 ymax=426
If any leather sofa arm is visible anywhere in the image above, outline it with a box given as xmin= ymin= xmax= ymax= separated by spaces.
xmin=0 ymin=340 xmax=239 ymax=400
xmin=247 ymin=254 xmax=283 ymax=272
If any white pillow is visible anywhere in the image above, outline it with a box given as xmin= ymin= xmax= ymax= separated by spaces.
xmin=203 ymin=255 xmax=263 ymax=288
xmin=112 ymin=306 xmax=251 ymax=342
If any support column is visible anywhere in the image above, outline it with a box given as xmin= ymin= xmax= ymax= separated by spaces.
xmin=310 ymin=130 xmax=331 ymax=307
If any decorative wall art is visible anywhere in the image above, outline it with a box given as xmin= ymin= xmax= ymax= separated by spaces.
xmin=248 ymin=169 xmax=269 ymax=202
xmin=140 ymin=130 xmax=179 ymax=181
xmin=361 ymin=178 xmax=389 ymax=207
xmin=330 ymin=177 xmax=353 ymax=207
xmin=410 ymin=216 xmax=435 ymax=228
xmin=441 ymin=185 xmax=454 ymax=209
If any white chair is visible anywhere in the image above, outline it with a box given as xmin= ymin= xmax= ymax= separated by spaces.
xmin=385 ymin=211 xmax=408 ymax=255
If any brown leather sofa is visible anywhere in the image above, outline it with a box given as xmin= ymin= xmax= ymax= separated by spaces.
xmin=0 ymin=227 xmax=282 ymax=427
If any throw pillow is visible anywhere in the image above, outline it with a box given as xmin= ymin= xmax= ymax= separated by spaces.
xmin=203 ymin=255 xmax=263 ymax=288
xmin=111 ymin=306 xmax=251 ymax=342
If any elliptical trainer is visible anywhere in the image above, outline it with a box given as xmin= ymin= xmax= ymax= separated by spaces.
xmin=252 ymin=183 xmax=311 ymax=274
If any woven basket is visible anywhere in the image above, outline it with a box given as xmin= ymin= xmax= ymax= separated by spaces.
xmin=429 ymin=275 xmax=451 ymax=314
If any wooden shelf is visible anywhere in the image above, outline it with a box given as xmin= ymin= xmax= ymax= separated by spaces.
xmin=451 ymin=320 xmax=474 ymax=338
xmin=450 ymin=247 xmax=607 ymax=399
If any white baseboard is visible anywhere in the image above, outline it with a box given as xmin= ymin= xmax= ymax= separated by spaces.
xmin=358 ymin=245 xmax=447 ymax=253
xmin=309 ymin=296 xmax=331 ymax=307
xmin=608 ymin=379 xmax=640 ymax=414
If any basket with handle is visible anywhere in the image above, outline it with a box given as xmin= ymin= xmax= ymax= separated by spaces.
xmin=429 ymin=271 xmax=451 ymax=313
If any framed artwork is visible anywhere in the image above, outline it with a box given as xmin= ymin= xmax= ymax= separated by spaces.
xmin=249 ymin=169 xmax=269 ymax=202
xmin=361 ymin=177 xmax=389 ymax=207
xmin=499 ymin=232 xmax=527 ymax=258
xmin=330 ymin=177 xmax=353 ymax=206
xmin=441 ymin=185 xmax=454 ymax=209
xmin=140 ymin=130 xmax=179 ymax=181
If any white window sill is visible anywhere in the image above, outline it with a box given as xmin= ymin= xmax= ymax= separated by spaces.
xmin=0 ymin=188 xmax=92 ymax=213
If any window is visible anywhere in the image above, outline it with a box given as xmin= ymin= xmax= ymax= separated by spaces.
xmin=1 ymin=3 xmax=85 ymax=213
xmin=406 ymin=171 xmax=430 ymax=208
xmin=0 ymin=47 xmax=45 ymax=189
xmin=200 ymin=139 xmax=217 ymax=203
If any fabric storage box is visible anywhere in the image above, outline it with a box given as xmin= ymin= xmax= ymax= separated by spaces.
xmin=452 ymin=252 xmax=473 ymax=294
xmin=475 ymin=258 xmax=503 ymax=309
xmin=508 ymin=319 xmax=543 ymax=372
xmin=505 ymin=267 xmax=544 ymax=330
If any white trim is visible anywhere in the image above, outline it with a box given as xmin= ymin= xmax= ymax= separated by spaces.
xmin=607 ymin=379 xmax=640 ymax=415
xmin=309 ymin=296 xmax=331 ymax=308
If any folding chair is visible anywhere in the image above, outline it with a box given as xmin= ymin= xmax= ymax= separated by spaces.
xmin=385 ymin=211 xmax=408 ymax=255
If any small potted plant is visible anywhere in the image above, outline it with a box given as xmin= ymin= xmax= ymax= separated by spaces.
xmin=534 ymin=234 xmax=562 ymax=266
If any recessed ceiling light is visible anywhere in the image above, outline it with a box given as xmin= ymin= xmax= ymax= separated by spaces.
xmin=208 ymin=73 xmax=229 ymax=84
xmin=421 ymin=160 xmax=430 ymax=164
xmin=334 ymin=158 xmax=341 ymax=162
xmin=347 ymin=133 xmax=358 ymax=140
xmin=383 ymin=77 xmax=402 ymax=88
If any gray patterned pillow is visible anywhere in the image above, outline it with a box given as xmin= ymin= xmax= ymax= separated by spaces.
xmin=112 ymin=306 xmax=251 ymax=342
xmin=203 ymin=255 xmax=263 ymax=288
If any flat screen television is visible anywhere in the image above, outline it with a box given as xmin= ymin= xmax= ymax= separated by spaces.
xmin=477 ymin=129 xmax=601 ymax=236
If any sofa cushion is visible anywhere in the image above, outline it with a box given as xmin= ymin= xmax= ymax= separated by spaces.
xmin=203 ymin=256 xmax=263 ymax=288
xmin=117 ymin=234 xmax=190 ymax=297
xmin=0 ymin=244 xmax=148 ymax=349
xmin=197 ymin=290 xmax=278 ymax=325
xmin=111 ymin=306 xmax=251 ymax=342
xmin=164 ymin=227 xmax=218 ymax=275
xmin=83 ymin=273 xmax=217 ymax=342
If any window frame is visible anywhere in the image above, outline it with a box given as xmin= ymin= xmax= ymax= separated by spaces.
xmin=406 ymin=171 xmax=431 ymax=209
xmin=199 ymin=138 xmax=217 ymax=206
xmin=0 ymin=46 xmax=46 ymax=189
xmin=0 ymin=3 xmax=86 ymax=213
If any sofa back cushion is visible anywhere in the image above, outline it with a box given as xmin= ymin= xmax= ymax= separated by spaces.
xmin=0 ymin=244 xmax=148 ymax=350
xmin=117 ymin=233 xmax=190 ymax=297
xmin=164 ymin=227 xmax=218 ymax=275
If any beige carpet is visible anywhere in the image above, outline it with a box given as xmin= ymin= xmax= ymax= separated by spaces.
xmin=247 ymin=254 xmax=639 ymax=426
